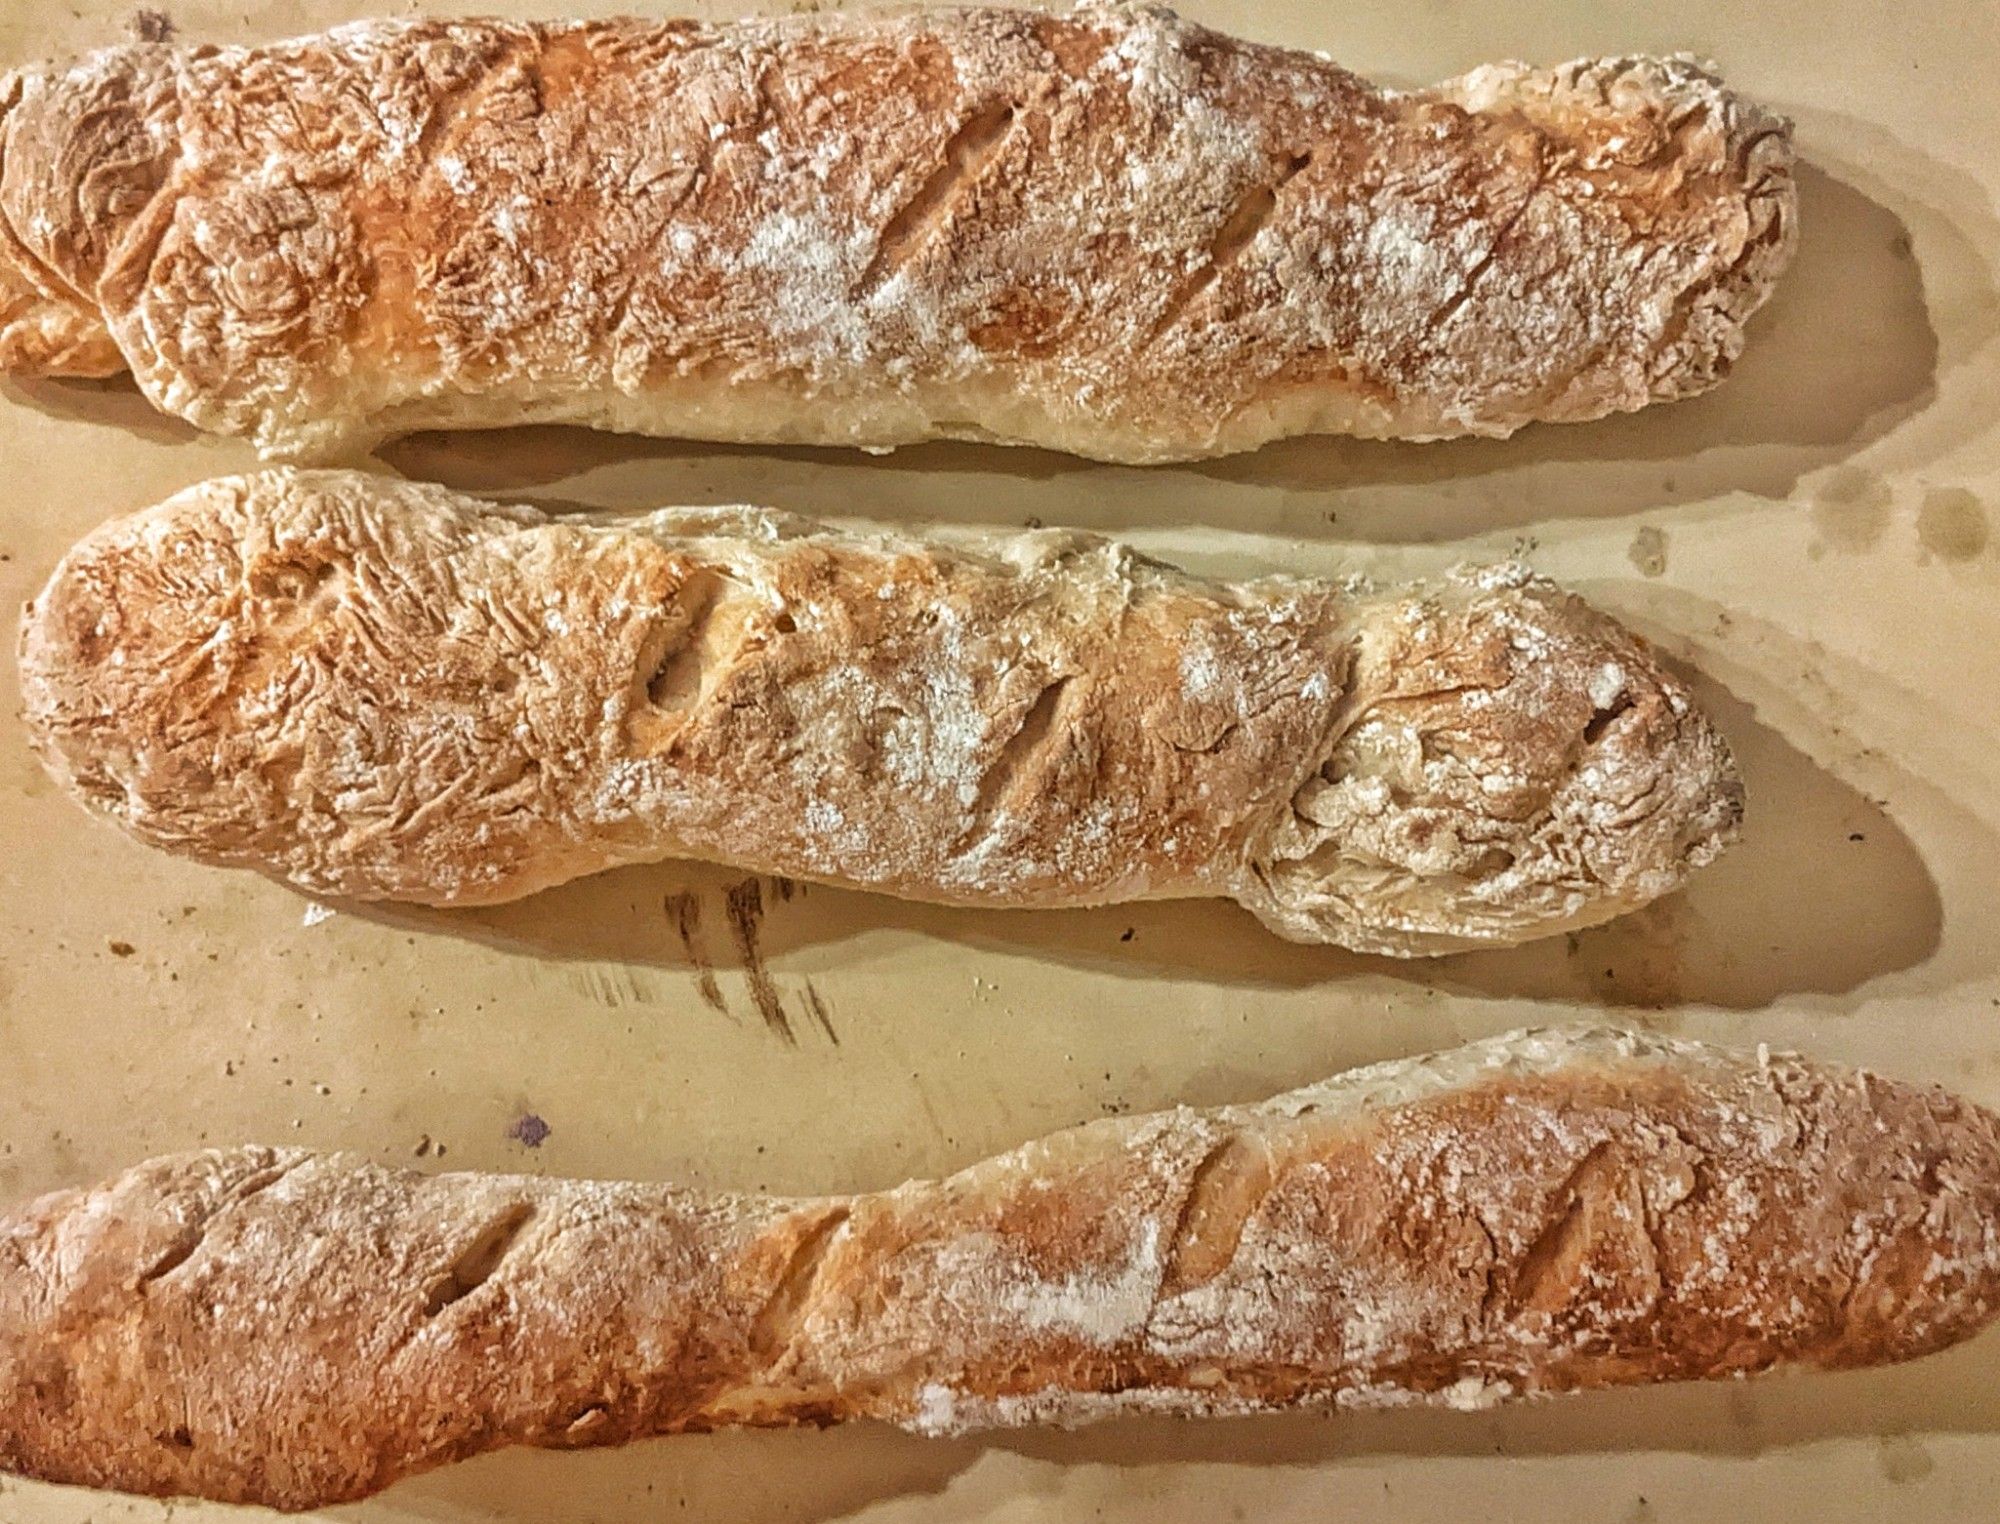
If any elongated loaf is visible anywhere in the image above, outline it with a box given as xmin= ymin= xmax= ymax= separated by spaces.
xmin=19 ymin=469 xmax=1739 ymax=952
xmin=4 ymin=1026 xmax=1997 ymax=1509
xmin=0 ymin=6 xmax=1794 ymax=461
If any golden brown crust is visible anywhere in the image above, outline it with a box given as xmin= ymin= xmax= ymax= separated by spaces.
xmin=0 ymin=7 xmax=1796 ymax=459
xmin=3 ymin=1027 xmax=1996 ymax=1510
xmin=0 ymin=67 xmax=125 ymax=375
xmin=18 ymin=469 xmax=1740 ymax=952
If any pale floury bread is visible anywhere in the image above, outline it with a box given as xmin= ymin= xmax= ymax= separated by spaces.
xmin=3 ymin=1027 xmax=1997 ymax=1509
xmin=19 ymin=469 xmax=1741 ymax=952
xmin=0 ymin=6 xmax=1794 ymax=460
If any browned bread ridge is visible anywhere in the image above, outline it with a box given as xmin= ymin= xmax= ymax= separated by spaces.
xmin=18 ymin=469 xmax=1741 ymax=952
xmin=0 ymin=6 xmax=1795 ymax=460
xmin=3 ymin=1026 xmax=1997 ymax=1509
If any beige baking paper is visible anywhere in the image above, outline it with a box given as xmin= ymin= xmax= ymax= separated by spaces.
xmin=2 ymin=0 xmax=1997 ymax=1519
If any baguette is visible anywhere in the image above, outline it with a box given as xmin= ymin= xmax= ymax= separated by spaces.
xmin=4 ymin=1026 xmax=1997 ymax=1510
xmin=19 ymin=469 xmax=1740 ymax=952
xmin=0 ymin=6 xmax=1795 ymax=461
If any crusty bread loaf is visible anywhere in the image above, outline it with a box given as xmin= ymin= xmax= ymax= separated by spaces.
xmin=3 ymin=1026 xmax=1996 ymax=1510
xmin=19 ymin=468 xmax=1740 ymax=952
xmin=0 ymin=6 xmax=1794 ymax=461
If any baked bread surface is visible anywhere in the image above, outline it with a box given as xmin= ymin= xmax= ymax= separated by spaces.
xmin=2 ymin=1026 xmax=1995 ymax=1509
xmin=0 ymin=6 xmax=1795 ymax=459
xmin=19 ymin=468 xmax=1742 ymax=952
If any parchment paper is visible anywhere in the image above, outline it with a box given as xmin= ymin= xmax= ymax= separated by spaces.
xmin=2 ymin=0 xmax=1997 ymax=1519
